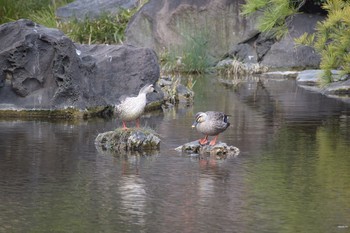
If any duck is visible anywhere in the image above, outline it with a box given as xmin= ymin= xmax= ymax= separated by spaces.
xmin=115 ymin=84 xmax=157 ymax=129
xmin=192 ymin=111 xmax=230 ymax=146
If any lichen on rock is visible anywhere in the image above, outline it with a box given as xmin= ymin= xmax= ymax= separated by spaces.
xmin=175 ymin=140 xmax=240 ymax=159
xmin=95 ymin=127 xmax=161 ymax=152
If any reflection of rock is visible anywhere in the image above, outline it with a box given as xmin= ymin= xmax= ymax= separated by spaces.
xmin=175 ymin=140 xmax=240 ymax=159
xmin=95 ymin=128 xmax=161 ymax=152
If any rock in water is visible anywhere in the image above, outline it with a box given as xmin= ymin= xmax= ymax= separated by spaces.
xmin=95 ymin=128 xmax=160 ymax=152
xmin=175 ymin=140 xmax=240 ymax=159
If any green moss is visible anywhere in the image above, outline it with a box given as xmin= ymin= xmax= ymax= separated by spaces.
xmin=0 ymin=106 xmax=113 ymax=120
xmin=113 ymin=127 xmax=159 ymax=137
xmin=0 ymin=108 xmax=81 ymax=119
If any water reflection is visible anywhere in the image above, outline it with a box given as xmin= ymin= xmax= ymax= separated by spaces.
xmin=1 ymin=75 xmax=350 ymax=233
xmin=119 ymin=174 xmax=147 ymax=225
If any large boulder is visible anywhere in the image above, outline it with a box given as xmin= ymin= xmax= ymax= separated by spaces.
xmin=125 ymin=0 xmax=260 ymax=59
xmin=0 ymin=19 xmax=161 ymax=111
xmin=56 ymin=0 xmax=140 ymax=21
xmin=260 ymin=14 xmax=323 ymax=69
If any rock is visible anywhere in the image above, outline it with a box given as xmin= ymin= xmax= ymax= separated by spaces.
xmin=125 ymin=0 xmax=260 ymax=59
xmin=323 ymin=79 xmax=350 ymax=96
xmin=216 ymin=59 xmax=268 ymax=75
xmin=77 ymin=43 xmax=162 ymax=106
xmin=0 ymin=19 xmax=162 ymax=113
xmin=296 ymin=70 xmax=323 ymax=84
xmin=255 ymin=32 xmax=276 ymax=61
xmin=261 ymin=71 xmax=299 ymax=79
xmin=56 ymin=0 xmax=140 ymax=21
xmin=175 ymin=140 xmax=240 ymax=159
xmin=261 ymin=14 xmax=323 ymax=69
xmin=228 ymin=43 xmax=258 ymax=63
xmin=158 ymin=76 xmax=194 ymax=105
xmin=95 ymin=128 xmax=161 ymax=152
xmin=296 ymin=69 xmax=350 ymax=97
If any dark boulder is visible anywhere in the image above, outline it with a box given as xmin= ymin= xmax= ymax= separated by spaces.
xmin=260 ymin=14 xmax=323 ymax=69
xmin=0 ymin=19 xmax=161 ymax=112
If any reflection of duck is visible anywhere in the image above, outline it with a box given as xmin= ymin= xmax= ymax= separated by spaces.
xmin=192 ymin=111 xmax=230 ymax=146
xmin=115 ymin=84 xmax=156 ymax=129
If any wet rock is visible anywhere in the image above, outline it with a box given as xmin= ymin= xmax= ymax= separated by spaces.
xmin=175 ymin=140 xmax=240 ymax=159
xmin=261 ymin=71 xmax=299 ymax=79
xmin=295 ymin=69 xmax=350 ymax=103
xmin=158 ymin=76 xmax=194 ymax=105
xmin=95 ymin=128 xmax=161 ymax=152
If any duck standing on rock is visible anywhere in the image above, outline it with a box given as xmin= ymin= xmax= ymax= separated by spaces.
xmin=192 ymin=111 xmax=230 ymax=146
xmin=115 ymin=84 xmax=156 ymax=129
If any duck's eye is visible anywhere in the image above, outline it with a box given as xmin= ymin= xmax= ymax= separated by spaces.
xmin=196 ymin=116 xmax=203 ymax=123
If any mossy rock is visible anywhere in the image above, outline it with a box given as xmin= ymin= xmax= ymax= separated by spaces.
xmin=95 ymin=127 xmax=161 ymax=152
xmin=176 ymin=140 xmax=240 ymax=159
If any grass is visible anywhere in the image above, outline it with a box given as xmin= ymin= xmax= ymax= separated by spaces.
xmin=160 ymin=28 xmax=212 ymax=74
xmin=61 ymin=9 xmax=135 ymax=44
xmin=0 ymin=0 xmax=71 ymax=24
xmin=0 ymin=0 xmax=139 ymax=45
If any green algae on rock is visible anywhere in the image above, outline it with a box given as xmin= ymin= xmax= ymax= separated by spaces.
xmin=95 ymin=127 xmax=161 ymax=152
xmin=176 ymin=140 xmax=240 ymax=159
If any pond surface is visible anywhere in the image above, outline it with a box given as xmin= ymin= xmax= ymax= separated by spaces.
xmin=1 ymin=75 xmax=350 ymax=233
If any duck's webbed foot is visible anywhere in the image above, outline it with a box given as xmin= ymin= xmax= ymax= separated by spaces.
xmin=209 ymin=135 xmax=219 ymax=146
xmin=199 ymin=136 xmax=209 ymax=145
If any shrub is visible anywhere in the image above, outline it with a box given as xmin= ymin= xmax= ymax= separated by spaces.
xmin=241 ymin=0 xmax=299 ymax=39
xmin=295 ymin=0 xmax=350 ymax=83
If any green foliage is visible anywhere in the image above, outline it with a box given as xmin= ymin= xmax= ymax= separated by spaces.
xmin=294 ymin=32 xmax=315 ymax=47
xmin=0 ymin=0 xmax=71 ymax=24
xmin=28 ymin=6 xmax=58 ymax=28
xmin=1 ymin=0 xmax=138 ymax=45
xmin=160 ymin=30 xmax=212 ymax=74
xmin=62 ymin=9 xmax=134 ymax=44
xmin=296 ymin=0 xmax=350 ymax=83
xmin=241 ymin=0 xmax=299 ymax=39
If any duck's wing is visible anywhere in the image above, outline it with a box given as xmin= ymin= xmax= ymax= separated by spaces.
xmin=115 ymin=94 xmax=135 ymax=115
xmin=207 ymin=111 xmax=230 ymax=129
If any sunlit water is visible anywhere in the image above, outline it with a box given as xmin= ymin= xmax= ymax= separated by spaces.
xmin=1 ymin=75 xmax=350 ymax=233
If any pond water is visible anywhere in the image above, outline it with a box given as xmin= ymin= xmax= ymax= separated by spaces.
xmin=1 ymin=75 xmax=350 ymax=233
